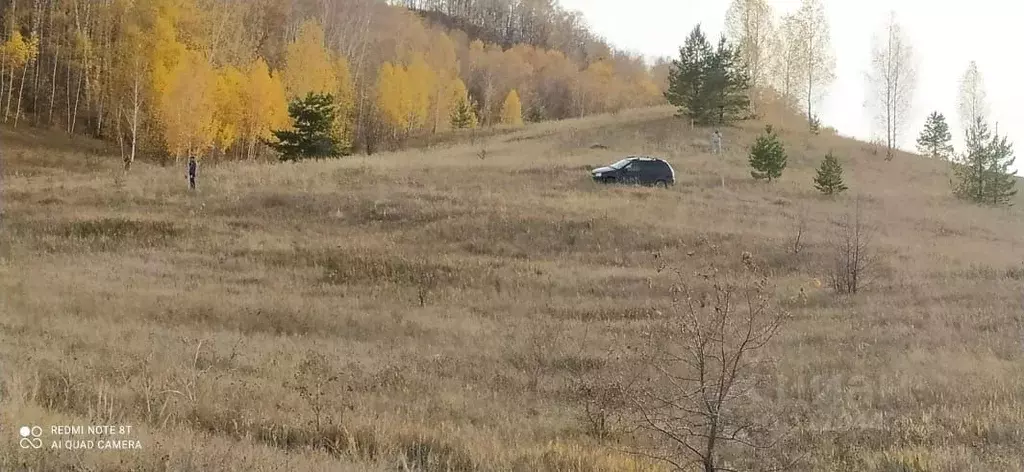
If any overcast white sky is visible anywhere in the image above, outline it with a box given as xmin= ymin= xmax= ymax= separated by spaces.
xmin=558 ymin=0 xmax=1023 ymax=163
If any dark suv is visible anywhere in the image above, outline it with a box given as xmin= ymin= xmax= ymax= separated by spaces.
xmin=591 ymin=156 xmax=675 ymax=187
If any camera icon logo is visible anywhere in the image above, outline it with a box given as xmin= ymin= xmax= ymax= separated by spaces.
xmin=19 ymin=426 xmax=43 ymax=449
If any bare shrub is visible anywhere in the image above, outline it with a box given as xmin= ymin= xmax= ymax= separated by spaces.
xmin=633 ymin=255 xmax=790 ymax=472
xmin=285 ymin=350 xmax=351 ymax=452
xmin=788 ymin=206 xmax=809 ymax=256
xmin=507 ymin=320 xmax=569 ymax=393
xmin=567 ymin=339 xmax=639 ymax=442
xmin=827 ymin=198 xmax=876 ymax=294
xmin=574 ymin=377 xmax=631 ymax=441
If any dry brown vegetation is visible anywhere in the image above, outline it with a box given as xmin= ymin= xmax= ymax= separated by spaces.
xmin=3 ymin=105 xmax=1024 ymax=471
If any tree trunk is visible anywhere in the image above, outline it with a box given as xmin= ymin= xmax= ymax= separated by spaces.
xmin=15 ymin=59 xmax=31 ymax=126
xmin=65 ymin=57 xmax=72 ymax=132
xmin=5 ymin=65 xmax=17 ymax=122
xmin=432 ymin=82 xmax=441 ymax=134
xmin=804 ymin=33 xmax=814 ymax=124
xmin=806 ymin=70 xmax=812 ymax=124
xmin=703 ymin=412 xmax=718 ymax=472
xmin=71 ymin=71 xmax=83 ymax=134
xmin=35 ymin=0 xmax=50 ymax=126
xmin=117 ymin=104 xmax=126 ymax=168
xmin=32 ymin=45 xmax=42 ymax=125
xmin=126 ymin=71 xmax=141 ymax=173
xmin=0 ymin=49 xmax=7 ymax=115
xmin=49 ymin=39 xmax=58 ymax=126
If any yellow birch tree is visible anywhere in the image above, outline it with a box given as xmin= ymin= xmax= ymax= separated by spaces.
xmin=500 ymin=89 xmax=523 ymax=126
xmin=426 ymin=31 xmax=459 ymax=133
xmin=283 ymin=20 xmax=336 ymax=99
xmin=404 ymin=53 xmax=434 ymax=132
xmin=213 ymin=65 xmax=246 ymax=154
xmin=240 ymin=58 xmax=289 ymax=160
xmin=376 ymin=61 xmax=408 ymax=134
xmin=158 ymin=50 xmax=218 ymax=159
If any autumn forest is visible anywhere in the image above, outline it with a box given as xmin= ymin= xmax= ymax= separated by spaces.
xmin=0 ymin=0 xmax=668 ymax=167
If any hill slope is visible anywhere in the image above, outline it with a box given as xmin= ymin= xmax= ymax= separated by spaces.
xmin=3 ymin=108 xmax=1024 ymax=470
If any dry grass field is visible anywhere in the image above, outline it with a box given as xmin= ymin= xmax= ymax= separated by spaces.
xmin=3 ymin=105 xmax=1024 ymax=471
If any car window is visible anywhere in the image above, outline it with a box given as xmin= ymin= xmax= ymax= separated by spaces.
xmin=609 ymin=158 xmax=633 ymax=169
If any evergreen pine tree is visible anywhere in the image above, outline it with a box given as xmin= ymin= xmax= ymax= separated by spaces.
xmin=449 ymin=98 xmax=478 ymax=129
xmin=985 ymin=135 xmax=1017 ymax=205
xmin=813 ymin=151 xmax=848 ymax=195
xmin=665 ymin=25 xmax=751 ymax=126
xmin=703 ymin=38 xmax=751 ymax=125
xmin=749 ymin=125 xmax=787 ymax=182
xmin=952 ymin=117 xmax=1017 ymax=205
xmin=665 ymin=25 xmax=714 ymax=122
xmin=916 ymin=111 xmax=954 ymax=160
xmin=809 ymin=114 xmax=821 ymax=135
xmin=952 ymin=118 xmax=988 ymax=201
xmin=267 ymin=92 xmax=346 ymax=161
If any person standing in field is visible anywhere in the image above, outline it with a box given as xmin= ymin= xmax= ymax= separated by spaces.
xmin=711 ymin=129 xmax=723 ymax=155
xmin=187 ymin=156 xmax=198 ymax=190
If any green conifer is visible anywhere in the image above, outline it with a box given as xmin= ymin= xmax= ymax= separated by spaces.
xmin=813 ymin=151 xmax=848 ymax=195
xmin=749 ymin=125 xmax=787 ymax=182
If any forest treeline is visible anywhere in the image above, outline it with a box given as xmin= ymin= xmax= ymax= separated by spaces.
xmin=0 ymin=0 xmax=667 ymax=165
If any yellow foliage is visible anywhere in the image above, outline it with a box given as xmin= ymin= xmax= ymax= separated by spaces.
xmin=141 ymin=0 xmax=189 ymax=95
xmin=449 ymin=78 xmax=477 ymax=129
xmin=240 ymin=58 xmax=289 ymax=159
xmin=333 ymin=54 xmax=355 ymax=142
xmin=450 ymin=79 xmax=471 ymax=111
xmin=638 ymin=77 xmax=662 ymax=101
xmin=212 ymin=65 xmax=246 ymax=152
xmin=500 ymin=89 xmax=523 ymax=126
xmin=427 ymin=31 xmax=458 ymax=77
xmin=583 ymin=59 xmax=621 ymax=113
xmin=3 ymin=0 xmax=670 ymax=157
xmin=283 ymin=20 xmax=337 ymax=99
xmin=468 ymin=39 xmax=486 ymax=64
xmin=404 ymin=53 xmax=434 ymax=131
xmin=158 ymin=50 xmax=218 ymax=158
xmin=377 ymin=56 xmax=433 ymax=133
xmin=427 ymin=32 xmax=459 ymax=132
xmin=376 ymin=61 xmax=406 ymax=131
xmin=1 ymin=31 xmax=39 ymax=69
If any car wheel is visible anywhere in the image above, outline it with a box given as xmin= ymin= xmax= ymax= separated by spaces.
xmin=603 ymin=177 xmax=616 ymax=184
xmin=655 ymin=180 xmax=669 ymax=188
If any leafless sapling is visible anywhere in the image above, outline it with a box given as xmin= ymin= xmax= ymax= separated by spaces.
xmin=633 ymin=256 xmax=789 ymax=471
xmin=827 ymin=198 xmax=876 ymax=294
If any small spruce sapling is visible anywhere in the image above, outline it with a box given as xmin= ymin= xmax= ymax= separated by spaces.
xmin=813 ymin=151 xmax=848 ymax=195
xmin=916 ymin=111 xmax=954 ymax=160
xmin=809 ymin=114 xmax=822 ymax=135
xmin=749 ymin=124 xmax=787 ymax=182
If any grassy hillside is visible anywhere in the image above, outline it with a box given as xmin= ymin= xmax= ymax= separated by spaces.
xmin=3 ymin=107 xmax=1024 ymax=471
